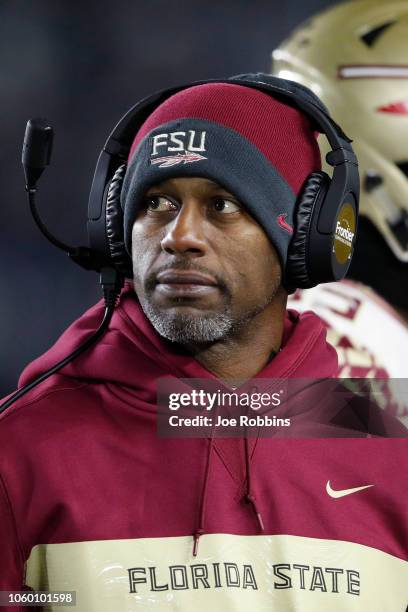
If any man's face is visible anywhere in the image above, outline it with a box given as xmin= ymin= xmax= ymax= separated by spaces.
xmin=131 ymin=177 xmax=284 ymax=344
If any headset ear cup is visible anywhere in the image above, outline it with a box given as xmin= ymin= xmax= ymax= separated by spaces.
xmin=105 ymin=164 xmax=133 ymax=277
xmin=285 ymin=171 xmax=331 ymax=291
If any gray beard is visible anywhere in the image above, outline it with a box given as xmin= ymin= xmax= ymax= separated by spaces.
xmin=138 ymin=299 xmax=235 ymax=343
xmin=137 ymin=289 xmax=278 ymax=345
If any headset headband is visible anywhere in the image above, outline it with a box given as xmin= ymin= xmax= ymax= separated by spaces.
xmin=88 ymin=73 xmax=359 ymax=270
xmin=103 ymin=75 xmax=351 ymax=153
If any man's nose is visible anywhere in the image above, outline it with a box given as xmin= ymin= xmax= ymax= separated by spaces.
xmin=161 ymin=203 xmax=207 ymax=257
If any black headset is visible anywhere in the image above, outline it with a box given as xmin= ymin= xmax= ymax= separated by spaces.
xmin=88 ymin=72 xmax=359 ymax=292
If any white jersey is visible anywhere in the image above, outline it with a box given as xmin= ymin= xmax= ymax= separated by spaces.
xmin=288 ymin=280 xmax=408 ymax=420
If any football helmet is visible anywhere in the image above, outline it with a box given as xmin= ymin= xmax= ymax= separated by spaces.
xmin=272 ymin=0 xmax=408 ymax=262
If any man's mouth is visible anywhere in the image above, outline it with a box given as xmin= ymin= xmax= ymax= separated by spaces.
xmin=155 ymin=270 xmax=219 ymax=297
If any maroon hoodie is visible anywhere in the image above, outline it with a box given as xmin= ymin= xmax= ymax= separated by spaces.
xmin=0 ymin=282 xmax=407 ymax=611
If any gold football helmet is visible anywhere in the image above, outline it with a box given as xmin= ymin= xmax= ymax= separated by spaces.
xmin=272 ymin=0 xmax=408 ymax=262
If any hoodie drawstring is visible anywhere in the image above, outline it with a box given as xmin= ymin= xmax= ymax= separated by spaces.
xmin=244 ymin=435 xmax=265 ymax=532
xmin=193 ymin=434 xmax=215 ymax=557
xmin=192 ymin=422 xmax=265 ymax=557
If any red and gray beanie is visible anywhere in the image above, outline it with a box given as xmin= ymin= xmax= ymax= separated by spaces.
xmin=121 ymin=79 xmax=322 ymax=269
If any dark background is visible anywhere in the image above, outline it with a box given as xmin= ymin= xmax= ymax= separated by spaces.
xmin=1 ymin=0 xmax=336 ymax=395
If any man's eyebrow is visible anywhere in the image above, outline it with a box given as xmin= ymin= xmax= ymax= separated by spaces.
xmin=204 ymin=180 xmax=235 ymax=194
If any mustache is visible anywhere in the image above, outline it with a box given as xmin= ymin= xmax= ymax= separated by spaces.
xmin=145 ymin=260 xmax=230 ymax=296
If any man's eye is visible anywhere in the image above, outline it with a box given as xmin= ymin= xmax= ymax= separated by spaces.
xmin=144 ymin=196 xmax=177 ymax=212
xmin=213 ymin=198 xmax=241 ymax=214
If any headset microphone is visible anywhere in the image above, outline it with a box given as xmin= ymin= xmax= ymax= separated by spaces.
xmin=22 ymin=119 xmax=111 ymax=271
xmin=22 ymin=118 xmax=53 ymax=189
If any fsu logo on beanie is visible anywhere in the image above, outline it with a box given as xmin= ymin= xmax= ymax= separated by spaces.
xmin=150 ymin=130 xmax=207 ymax=168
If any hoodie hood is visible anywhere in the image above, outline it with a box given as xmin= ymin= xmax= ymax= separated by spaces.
xmin=20 ymin=281 xmax=338 ymax=392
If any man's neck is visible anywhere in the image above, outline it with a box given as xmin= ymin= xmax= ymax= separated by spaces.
xmin=184 ymin=296 xmax=287 ymax=380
